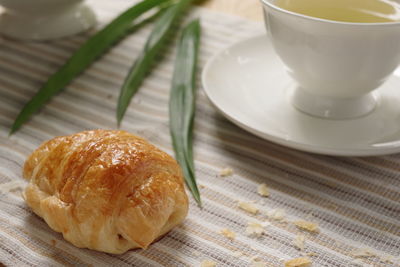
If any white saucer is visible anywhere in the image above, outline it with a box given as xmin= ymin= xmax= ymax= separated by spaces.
xmin=202 ymin=35 xmax=400 ymax=156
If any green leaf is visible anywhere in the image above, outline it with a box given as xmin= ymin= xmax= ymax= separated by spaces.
xmin=169 ymin=19 xmax=201 ymax=206
xmin=9 ymin=0 xmax=170 ymax=135
xmin=116 ymin=0 xmax=193 ymax=124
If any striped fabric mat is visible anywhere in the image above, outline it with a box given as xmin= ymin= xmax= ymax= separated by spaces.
xmin=1 ymin=1 xmax=399 ymax=266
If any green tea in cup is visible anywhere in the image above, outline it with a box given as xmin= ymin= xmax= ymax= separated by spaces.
xmin=274 ymin=0 xmax=400 ymax=23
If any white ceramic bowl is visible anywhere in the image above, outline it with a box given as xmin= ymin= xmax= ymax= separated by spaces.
xmin=0 ymin=0 xmax=96 ymax=40
xmin=261 ymin=0 xmax=400 ymax=119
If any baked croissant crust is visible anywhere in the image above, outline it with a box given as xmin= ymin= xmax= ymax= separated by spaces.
xmin=23 ymin=129 xmax=188 ymax=254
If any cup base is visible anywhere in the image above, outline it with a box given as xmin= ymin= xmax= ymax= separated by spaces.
xmin=0 ymin=2 xmax=96 ymax=41
xmin=289 ymin=86 xmax=377 ymax=119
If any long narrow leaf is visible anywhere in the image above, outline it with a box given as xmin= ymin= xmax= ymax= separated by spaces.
xmin=116 ymin=0 xmax=193 ymax=124
xmin=10 ymin=0 xmax=169 ymax=134
xmin=169 ymin=20 xmax=201 ymax=205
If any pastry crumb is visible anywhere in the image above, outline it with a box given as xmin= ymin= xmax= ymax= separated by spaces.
xmin=220 ymin=228 xmax=236 ymax=240
xmin=219 ymin=167 xmax=233 ymax=177
xmin=263 ymin=221 xmax=271 ymax=227
xmin=293 ymin=234 xmax=306 ymax=250
xmin=257 ymin=184 xmax=269 ymax=197
xmin=284 ymin=257 xmax=312 ymax=267
xmin=305 ymin=252 xmax=317 ymax=257
xmin=250 ymin=261 xmax=266 ymax=267
xmin=238 ymin=201 xmax=259 ymax=214
xmin=200 ymin=259 xmax=217 ymax=267
xmin=50 ymin=239 xmax=56 ymax=246
xmin=250 ymin=255 xmax=261 ymax=261
xmin=350 ymin=258 xmax=365 ymax=266
xmin=265 ymin=208 xmax=286 ymax=221
xmin=232 ymin=251 xmax=244 ymax=258
xmin=250 ymin=256 xmax=266 ymax=267
xmin=250 ymin=245 xmax=258 ymax=251
xmin=192 ymin=251 xmax=201 ymax=257
xmin=245 ymin=222 xmax=265 ymax=238
xmin=352 ymin=247 xmax=376 ymax=258
xmin=293 ymin=220 xmax=319 ymax=233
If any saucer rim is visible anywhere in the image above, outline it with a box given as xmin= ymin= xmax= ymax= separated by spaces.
xmin=201 ymin=34 xmax=400 ymax=157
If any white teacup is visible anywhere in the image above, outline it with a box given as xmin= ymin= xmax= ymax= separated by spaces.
xmin=261 ymin=0 xmax=400 ymax=119
xmin=0 ymin=0 xmax=96 ymax=40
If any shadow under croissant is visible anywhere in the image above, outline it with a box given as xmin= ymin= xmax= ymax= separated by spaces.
xmin=23 ymin=208 xmax=191 ymax=258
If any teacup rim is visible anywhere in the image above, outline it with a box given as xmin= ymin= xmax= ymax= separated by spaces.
xmin=260 ymin=0 xmax=400 ymax=26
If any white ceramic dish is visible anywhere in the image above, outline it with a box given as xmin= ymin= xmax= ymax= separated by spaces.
xmin=0 ymin=0 xmax=96 ymax=40
xmin=202 ymin=35 xmax=400 ymax=156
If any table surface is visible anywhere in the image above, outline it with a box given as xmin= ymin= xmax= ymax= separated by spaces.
xmin=198 ymin=0 xmax=263 ymax=21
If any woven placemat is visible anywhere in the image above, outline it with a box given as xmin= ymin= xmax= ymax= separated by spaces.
xmin=0 ymin=1 xmax=399 ymax=266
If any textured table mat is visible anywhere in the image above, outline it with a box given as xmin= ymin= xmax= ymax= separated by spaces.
xmin=0 ymin=1 xmax=400 ymax=266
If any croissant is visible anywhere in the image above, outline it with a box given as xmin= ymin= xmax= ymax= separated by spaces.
xmin=23 ymin=129 xmax=188 ymax=254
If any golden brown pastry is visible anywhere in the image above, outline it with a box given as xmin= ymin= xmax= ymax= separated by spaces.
xmin=23 ymin=129 xmax=188 ymax=254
